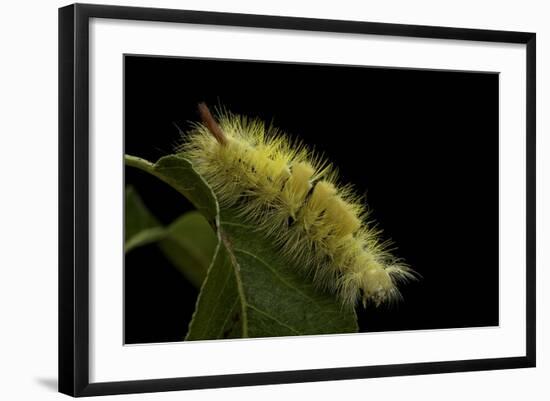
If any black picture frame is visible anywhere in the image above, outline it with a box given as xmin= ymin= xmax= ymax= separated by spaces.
xmin=59 ymin=3 xmax=536 ymax=397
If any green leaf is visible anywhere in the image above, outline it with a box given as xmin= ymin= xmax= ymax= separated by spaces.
xmin=126 ymin=154 xmax=358 ymax=340
xmin=125 ymin=186 xmax=166 ymax=253
xmin=159 ymin=211 xmax=218 ymax=288
xmin=125 ymin=155 xmax=217 ymax=221
xmin=125 ymin=227 xmax=166 ymax=254
xmin=125 ymin=181 xmax=216 ymax=286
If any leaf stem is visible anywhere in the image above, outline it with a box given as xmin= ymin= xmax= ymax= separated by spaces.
xmin=124 ymin=154 xmax=155 ymax=173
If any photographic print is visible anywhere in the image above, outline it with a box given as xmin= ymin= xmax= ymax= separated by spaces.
xmin=59 ymin=4 xmax=535 ymax=395
xmin=123 ymin=55 xmax=499 ymax=344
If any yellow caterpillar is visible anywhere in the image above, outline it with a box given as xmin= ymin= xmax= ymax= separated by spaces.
xmin=177 ymin=103 xmax=416 ymax=308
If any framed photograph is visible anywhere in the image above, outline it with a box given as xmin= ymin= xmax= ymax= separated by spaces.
xmin=59 ymin=3 xmax=536 ymax=397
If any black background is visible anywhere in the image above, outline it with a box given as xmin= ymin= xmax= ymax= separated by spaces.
xmin=124 ymin=55 xmax=499 ymax=344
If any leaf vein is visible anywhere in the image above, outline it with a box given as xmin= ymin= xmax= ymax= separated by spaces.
xmin=216 ymin=297 xmax=240 ymax=339
xmin=247 ymin=304 xmax=301 ymax=335
xmin=201 ymin=259 xmax=234 ymax=335
xmin=233 ymin=248 xmax=321 ymax=307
